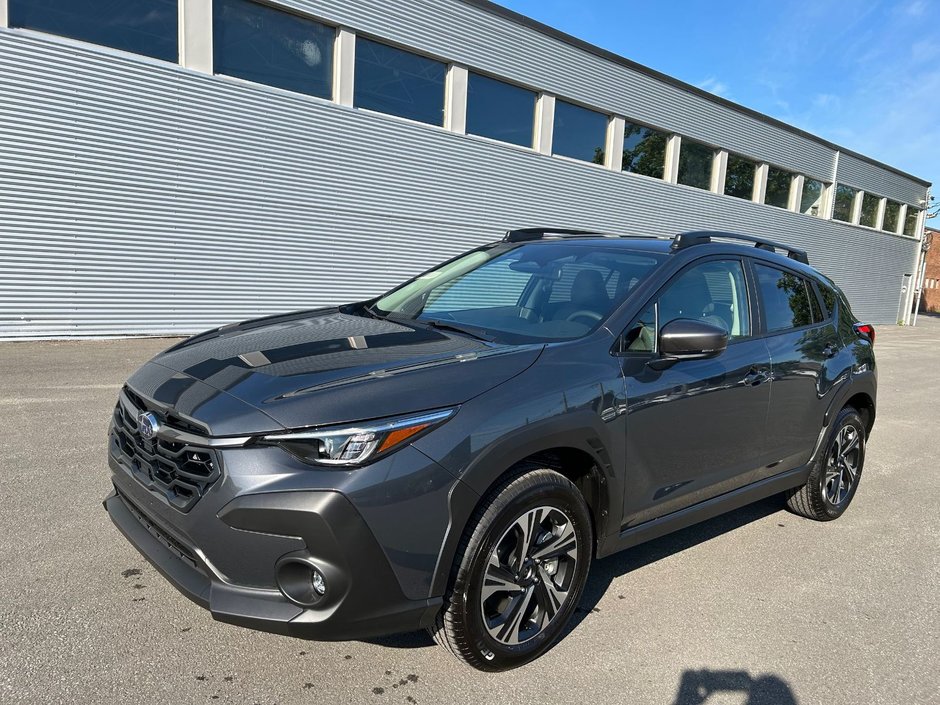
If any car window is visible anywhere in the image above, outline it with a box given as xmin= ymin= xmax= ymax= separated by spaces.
xmin=549 ymin=263 xmax=620 ymax=303
xmin=623 ymin=258 xmax=750 ymax=353
xmin=754 ymin=263 xmax=819 ymax=332
xmin=375 ymin=242 xmax=666 ymax=344
xmin=425 ymin=258 xmax=530 ymax=312
xmin=818 ymin=282 xmax=838 ymax=320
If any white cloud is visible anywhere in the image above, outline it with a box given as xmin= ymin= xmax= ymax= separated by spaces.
xmin=697 ymin=77 xmax=730 ymax=98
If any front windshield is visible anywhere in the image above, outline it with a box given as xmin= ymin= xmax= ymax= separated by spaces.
xmin=373 ymin=242 xmax=666 ymax=343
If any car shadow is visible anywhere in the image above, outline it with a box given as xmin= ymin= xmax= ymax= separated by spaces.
xmin=672 ymin=668 xmax=799 ymax=705
xmin=364 ymin=495 xmax=787 ymax=651
xmin=571 ymin=495 xmax=786 ymax=627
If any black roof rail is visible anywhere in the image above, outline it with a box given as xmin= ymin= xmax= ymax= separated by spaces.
xmin=504 ymin=227 xmax=671 ymax=243
xmin=671 ymin=231 xmax=810 ymax=265
xmin=504 ymin=227 xmax=611 ymax=242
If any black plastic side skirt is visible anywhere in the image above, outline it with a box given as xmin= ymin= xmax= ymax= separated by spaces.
xmin=597 ymin=465 xmax=811 ymax=559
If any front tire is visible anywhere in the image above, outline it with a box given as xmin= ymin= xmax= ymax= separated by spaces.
xmin=430 ymin=467 xmax=593 ymax=671
xmin=786 ymin=406 xmax=866 ymax=521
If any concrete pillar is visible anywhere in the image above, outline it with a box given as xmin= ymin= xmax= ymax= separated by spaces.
xmin=534 ymin=94 xmax=555 ymax=155
xmin=445 ymin=65 xmax=468 ymax=134
xmin=180 ymin=0 xmax=213 ymax=74
xmin=333 ymin=28 xmax=355 ymax=107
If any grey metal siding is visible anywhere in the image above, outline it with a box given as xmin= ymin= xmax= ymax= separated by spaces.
xmin=837 ymin=152 xmax=925 ymax=206
xmin=0 ymin=27 xmax=921 ymax=338
xmin=279 ymin=0 xmax=838 ymax=181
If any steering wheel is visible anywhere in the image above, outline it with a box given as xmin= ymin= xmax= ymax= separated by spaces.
xmin=565 ymin=310 xmax=603 ymax=325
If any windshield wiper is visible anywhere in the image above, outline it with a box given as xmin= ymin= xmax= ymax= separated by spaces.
xmin=362 ymin=303 xmax=386 ymax=320
xmin=422 ymin=319 xmax=495 ymax=343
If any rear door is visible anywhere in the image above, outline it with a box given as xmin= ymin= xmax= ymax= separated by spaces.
xmin=619 ymin=257 xmax=773 ymax=526
xmin=751 ymin=261 xmax=840 ymax=474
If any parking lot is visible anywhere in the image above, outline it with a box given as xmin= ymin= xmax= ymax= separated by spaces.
xmin=0 ymin=318 xmax=937 ymax=705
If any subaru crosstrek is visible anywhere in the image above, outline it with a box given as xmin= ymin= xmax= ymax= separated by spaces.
xmin=105 ymin=229 xmax=876 ymax=670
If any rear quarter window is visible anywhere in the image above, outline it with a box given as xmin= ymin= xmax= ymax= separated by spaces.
xmin=754 ymin=263 xmax=820 ymax=332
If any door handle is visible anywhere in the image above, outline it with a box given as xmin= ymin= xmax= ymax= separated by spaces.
xmin=743 ymin=367 xmax=769 ymax=387
xmin=823 ymin=343 xmax=838 ymax=359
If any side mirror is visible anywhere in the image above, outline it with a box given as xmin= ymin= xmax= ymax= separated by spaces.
xmin=655 ymin=319 xmax=728 ymax=366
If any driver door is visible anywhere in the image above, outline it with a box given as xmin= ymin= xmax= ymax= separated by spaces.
xmin=618 ymin=257 xmax=772 ymax=527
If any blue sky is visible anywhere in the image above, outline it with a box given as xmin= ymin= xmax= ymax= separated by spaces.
xmin=500 ymin=0 xmax=938 ymax=191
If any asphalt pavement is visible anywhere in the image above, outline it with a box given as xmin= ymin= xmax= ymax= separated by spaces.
xmin=0 ymin=319 xmax=938 ymax=704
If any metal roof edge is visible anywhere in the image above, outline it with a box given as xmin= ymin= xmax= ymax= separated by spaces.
xmin=463 ymin=0 xmax=931 ymax=189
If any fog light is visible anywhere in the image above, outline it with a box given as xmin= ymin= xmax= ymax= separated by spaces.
xmin=311 ymin=568 xmax=327 ymax=596
xmin=275 ymin=557 xmax=330 ymax=607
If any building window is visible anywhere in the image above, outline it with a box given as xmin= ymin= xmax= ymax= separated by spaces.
xmin=724 ymin=154 xmax=756 ymax=200
xmin=859 ymin=193 xmax=880 ymax=228
xmin=354 ymin=37 xmax=447 ymax=126
xmin=466 ymin=73 xmax=536 ymax=148
xmin=904 ymin=209 xmax=921 ymax=237
xmin=9 ymin=0 xmax=178 ymax=62
xmin=765 ymin=167 xmax=793 ymax=209
xmin=622 ymin=122 xmax=667 ymax=179
xmin=677 ymin=139 xmax=715 ymax=190
xmin=214 ymin=0 xmax=334 ymax=98
xmin=552 ymin=100 xmax=608 ymax=164
xmin=882 ymin=200 xmax=901 ymax=233
xmin=800 ymin=179 xmax=825 ymax=216
xmin=832 ymin=184 xmax=858 ymax=223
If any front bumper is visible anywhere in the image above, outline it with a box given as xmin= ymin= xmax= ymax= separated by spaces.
xmin=105 ymin=484 xmax=443 ymax=640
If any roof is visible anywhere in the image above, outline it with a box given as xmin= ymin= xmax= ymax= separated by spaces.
xmin=464 ymin=0 xmax=931 ymax=188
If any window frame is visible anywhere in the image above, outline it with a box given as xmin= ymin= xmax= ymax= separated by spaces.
xmin=746 ymin=258 xmax=832 ymax=337
xmin=465 ymin=70 xmax=538 ymax=149
xmin=352 ymin=34 xmax=448 ymax=127
xmin=616 ymin=254 xmax=756 ymax=356
xmin=551 ymin=98 xmax=611 ymax=165
xmin=676 ymin=138 xmax=717 ymax=191
xmin=212 ymin=0 xmax=337 ymax=100
xmin=724 ymin=153 xmax=758 ymax=200
xmin=8 ymin=0 xmax=179 ymax=63
xmin=621 ymin=120 xmax=668 ymax=180
xmin=764 ymin=166 xmax=794 ymax=210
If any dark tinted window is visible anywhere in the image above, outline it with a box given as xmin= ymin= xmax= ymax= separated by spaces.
xmin=819 ymin=284 xmax=838 ymax=319
xmin=677 ymin=140 xmax=714 ymax=190
xmin=725 ymin=154 xmax=756 ymax=200
xmin=800 ymin=179 xmax=825 ymax=216
xmin=10 ymin=0 xmax=177 ymax=62
xmin=214 ymin=0 xmax=334 ymax=98
xmin=466 ymin=73 xmax=536 ymax=147
xmin=765 ymin=167 xmax=792 ymax=209
xmin=622 ymin=122 xmax=667 ymax=179
xmin=882 ymin=200 xmax=901 ymax=232
xmin=354 ymin=38 xmax=446 ymax=125
xmin=904 ymin=208 xmax=920 ymax=236
xmin=553 ymin=100 xmax=608 ymax=164
xmin=859 ymin=193 xmax=880 ymax=228
xmin=755 ymin=264 xmax=818 ymax=331
xmin=833 ymin=184 xmax=858 ymax=222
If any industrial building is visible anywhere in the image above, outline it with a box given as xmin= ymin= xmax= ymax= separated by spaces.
xmin=0 ymin=0 xmax=931 ymax=339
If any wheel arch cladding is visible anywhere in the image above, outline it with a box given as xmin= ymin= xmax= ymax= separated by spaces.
xmin=430 ymin=443 xmax=610 ymax=597
xmin=845 ymin=392 xmax=875 ymax=436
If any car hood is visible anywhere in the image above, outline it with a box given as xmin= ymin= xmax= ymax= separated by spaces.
xmin=128 ymin=308 xmax=542 ymax=434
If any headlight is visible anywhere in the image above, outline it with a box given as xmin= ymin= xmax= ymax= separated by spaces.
xmin=260 ymin=408 xmax=455 ymax=467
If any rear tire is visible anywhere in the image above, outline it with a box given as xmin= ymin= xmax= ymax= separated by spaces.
xmin=429 ymin=467 xmax=593 ymax=671
xmin=786 ymin=406 xmax=866 ymax=521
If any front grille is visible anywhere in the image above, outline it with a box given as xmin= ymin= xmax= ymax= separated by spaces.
xmin=110 ymin=390 xmax=221 ymax=512
xmin=117 ymin=488 xmax=200 ymax=569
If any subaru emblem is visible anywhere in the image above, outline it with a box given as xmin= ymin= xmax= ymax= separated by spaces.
xmin=137 ymin=411 xmax=160 ymax=441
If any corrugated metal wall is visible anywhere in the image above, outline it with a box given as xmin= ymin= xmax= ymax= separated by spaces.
xmin=0 ymin=0 xmax=927 ymax=338
xmin=837 ymin=152 xmax=924 ymax=205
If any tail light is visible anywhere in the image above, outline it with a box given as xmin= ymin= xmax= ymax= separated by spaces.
xmin=854 ymin=323 xmax=875 ymax=345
